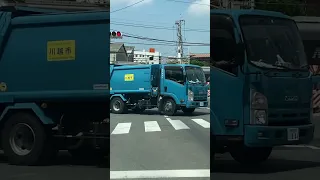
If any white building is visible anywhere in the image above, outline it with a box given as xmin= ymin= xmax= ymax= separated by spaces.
xmin=133 ymin=49 xmax=161 ymax=64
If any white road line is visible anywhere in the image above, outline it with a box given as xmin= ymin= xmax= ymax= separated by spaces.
xmin=166 ymin=118 xmax=190 ymax=130
xmin=191 ymin=119 xmax=210 ymax=128
xmin=282 ymin=145 xmax=320 ymax=150
xmin=110 ymin=169 xmax=210 ymax=179
xmin=111 ymin=123 xmax=132 ymax=135
xmin=144 ymin=121 xmax=161 ymax=132
xmin=305 ymin=145 xmax=320 ymax=150
xmin=164 ymin=115 xmax=169 ymax=118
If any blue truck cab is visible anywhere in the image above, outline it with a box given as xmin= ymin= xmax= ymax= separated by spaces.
xmin=110 ymin=64 xmax=208 ymax=116
xmin=211 ymin=9 xmax=314 ymax=164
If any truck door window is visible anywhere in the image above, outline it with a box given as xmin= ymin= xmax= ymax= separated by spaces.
xmin=165 ymin=67 xmax=184 ymax=85
xmin=211 ymin=14 xmax=238 ymax=75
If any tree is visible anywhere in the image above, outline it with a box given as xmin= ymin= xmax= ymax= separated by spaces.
xmin=255 ymin=0 xmax=305 ymax=16
xmin=190 ymin=60 xmax=205 ymax=66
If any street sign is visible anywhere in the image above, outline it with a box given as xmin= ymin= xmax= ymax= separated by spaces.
xmin=110 ymin=31 xmax=122 ymax=39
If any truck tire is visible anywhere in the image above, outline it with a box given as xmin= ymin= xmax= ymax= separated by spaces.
xmin=1 ymin=112 xmax=54 ymax=165
xmin=230 ymin=146 xmax=272 ymax=165
xmin=111 ymin=97 xmax=127 ymax=114
xmin=181 ymin=107 xmax=195 ymax=114
xmin=162 ymin=98 xmax=177 ymax=116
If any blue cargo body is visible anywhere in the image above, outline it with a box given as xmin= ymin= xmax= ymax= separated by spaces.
xmin=110 ymin=64 xmax=208 ymax=116
xmin=110 ymin=65 xmax=151 ymax=95
xmin=0 ymin=10 xmax=109 ymax=102
xmin=211 ymin=9 xmax=314 ymax=165
xmin=0 ymin=7 xmax=110 ymax=166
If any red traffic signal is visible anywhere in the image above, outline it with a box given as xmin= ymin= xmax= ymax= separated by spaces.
xmin=110 ymin=31 xmax=122 ymax=39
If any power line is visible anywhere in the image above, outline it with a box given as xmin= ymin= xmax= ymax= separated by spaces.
xmin=110 ymin=41 xmax=208 ymax=46
xmin=164 ymin=0 xmax=209 ymax=7
xmin=111 ymin=21 xmax=209 ymax=32
xmin=110 ymin=29 xmax=209 ymax=45
xmin=111 ymin=0 xmax=147 ymax=13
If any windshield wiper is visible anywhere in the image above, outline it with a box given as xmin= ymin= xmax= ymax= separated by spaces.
xmin=273 ymin=64 xmax=291 ymax=70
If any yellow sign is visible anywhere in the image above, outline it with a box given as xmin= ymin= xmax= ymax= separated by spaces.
xmin=0 ymin=82 xmax=7 ymax=92
xmin=124 ymin=74 xmax=134 ymax=81
xmin=47 ymin=40 xmax=75 ymax=61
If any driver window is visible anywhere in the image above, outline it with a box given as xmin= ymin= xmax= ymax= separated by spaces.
xmin=165 ymin=67 xmax=184 ymax=85
xmin=211 ymin=14 xmax=238 ymax=74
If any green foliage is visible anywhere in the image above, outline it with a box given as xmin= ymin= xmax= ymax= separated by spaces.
xmin=190 ymin=60 xmax=206 ymax=66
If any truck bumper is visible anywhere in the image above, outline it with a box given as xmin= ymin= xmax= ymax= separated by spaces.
xmin=244 ymin=124 xmax=314 ymax=147
xmin=186 ymin=101 xmax=208 ymax=108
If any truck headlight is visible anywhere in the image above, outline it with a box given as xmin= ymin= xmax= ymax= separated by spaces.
xmin=250 ymin=89 xmax=268 ymax=125
xmin=188 ymin=89 xmax=194 ymax=101
xmin=251 ymin=110 xmax=267 ymax=125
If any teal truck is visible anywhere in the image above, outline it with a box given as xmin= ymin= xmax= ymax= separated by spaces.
xmin=211 ymin=9 xmax=314 ymax=164
xmin=110 ymin=64 xmax=208 ymax=116
xmin=0 ymin=6 xmax=109 ymax=165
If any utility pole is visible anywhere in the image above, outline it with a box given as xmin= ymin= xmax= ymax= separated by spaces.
xmin=175 ymin=19 xmax=184 ymax=64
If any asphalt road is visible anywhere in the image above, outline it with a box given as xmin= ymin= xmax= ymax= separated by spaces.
xmin=0 ymin=150 xmax=109 ymax=180
xmin=212 ymin=115 xmax=320 ymax=180
xmin=110 ymin=107 xmax=210 ymax=179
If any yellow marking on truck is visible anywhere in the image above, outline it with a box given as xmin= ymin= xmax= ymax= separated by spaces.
xmin=47 ymin=40 xmax=75 ymax=61
xmin=124 ymin=74 xmax=134 ymax=81
xmin=0 ymin=82 xmax=7 ymax=92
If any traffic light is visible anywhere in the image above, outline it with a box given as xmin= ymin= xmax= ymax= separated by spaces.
xmin=110 ymin=31 xmax=122 ymax=39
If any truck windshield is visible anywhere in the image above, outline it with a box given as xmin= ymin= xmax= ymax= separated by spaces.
xmin=186 ymin=66 xmax=206 ymax=84
xmin=240 ymin=16 xmax=308 ymax=70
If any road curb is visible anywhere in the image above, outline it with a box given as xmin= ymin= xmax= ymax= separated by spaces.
xmin=314 ymin=113 xmax=320 ymax=117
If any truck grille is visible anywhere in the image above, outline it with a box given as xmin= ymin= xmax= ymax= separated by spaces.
xmin=194 ymin=95 xmax=207 ymax=101
xmin=268 ymin=108 xmax=310 ymax=126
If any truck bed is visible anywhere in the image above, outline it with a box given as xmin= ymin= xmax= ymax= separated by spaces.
xmin=110 ymin=64 xmax=152 ymax=95
xmin=0 ymin=10 xmax=110 ymax=103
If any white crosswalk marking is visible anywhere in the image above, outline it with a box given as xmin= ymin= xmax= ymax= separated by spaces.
xmin=166 ymin=118 xmax=190 ymax=130
xmin=144 ymin=121 xmax=161 ymax=132
xmin=191 ymin=119 xmax=210 ymax=128
xmin=111 ymin=117 xmax=210 ymax=135
xmin=111 ymin=122 xmax=132 ymax=134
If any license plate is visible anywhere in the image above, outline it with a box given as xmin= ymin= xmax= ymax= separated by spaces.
xmin=200 ymin=102 xmax=204 ymax=106
xmin=287 ymin=128 xmax=299 ymax=141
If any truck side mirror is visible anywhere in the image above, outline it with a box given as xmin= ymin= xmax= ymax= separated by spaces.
xmin=234 ymin=43 xmax=245 ymax=65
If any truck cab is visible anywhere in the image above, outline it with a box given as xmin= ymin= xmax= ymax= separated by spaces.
xmin=211 ymin=9 xmax=314 ymax=164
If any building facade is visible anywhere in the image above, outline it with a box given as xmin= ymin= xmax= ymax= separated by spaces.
xmin=125 ymin=46 xmax=135 ymax=62
xmin=110 ymin=43 xmax=128 ymax=64
xmin=133 ymin=49 xmax=161 ymax=64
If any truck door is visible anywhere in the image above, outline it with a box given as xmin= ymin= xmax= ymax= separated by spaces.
xmin=211 ymin=14 xmax=244 ymax=136
xmin=161 ymin=66 xmax=186 ymax=104
xmin=151 ymin=64 xmax=161 ymax=96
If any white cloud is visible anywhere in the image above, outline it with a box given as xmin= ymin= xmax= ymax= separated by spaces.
xmin=187 ymin=0 xmax=210 ymax=16
xmin=111 ymin=0 xmax=153 ymax=7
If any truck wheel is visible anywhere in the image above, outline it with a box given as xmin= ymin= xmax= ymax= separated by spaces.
xmin=162 ymin=98 xmax=177 ymax=116
xmin=181 ymin=107 xmax=195 ymax=114
xmin=1 ymin=112 xmax=53 ymax=165
xmin=111 ymin=97 xmax=127 ymax=114
xmin=230 ymin=146 xmax=272 ymax=165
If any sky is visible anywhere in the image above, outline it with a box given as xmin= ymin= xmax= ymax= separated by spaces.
xmin=110 ymin=0 xmax=210 ymax=57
